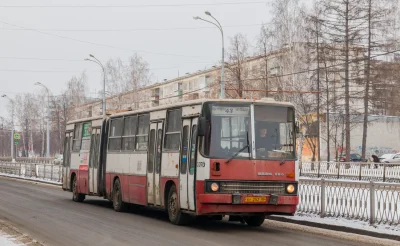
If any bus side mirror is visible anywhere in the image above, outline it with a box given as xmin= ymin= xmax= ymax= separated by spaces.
xmin=198 ymin=117 xmax=207 ymax=136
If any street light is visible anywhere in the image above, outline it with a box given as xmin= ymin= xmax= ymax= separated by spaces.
xmin=1 ymin=94 xmax=15 ymax=162
xmin=193 ymin=11 xmax=225 ymax=98
xmin=85 ymin=54 xmax=106 ymax=117
xmin=34 ymin=82 xmax=51 ymax=158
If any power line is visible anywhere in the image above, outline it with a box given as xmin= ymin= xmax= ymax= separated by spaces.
xmin=0 ymin=23 xmax=266 ymax=32
xmin=0 ymin=56 xmax=214 ymax=65
xmin=0 ymin=20 xmax=208 ymax=58
xmin=0 ymin=2 xmax=267 ymax=8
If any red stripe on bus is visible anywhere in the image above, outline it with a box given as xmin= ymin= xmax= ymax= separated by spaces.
xmin=128 ymin=175 xmax=147 ymax=205
xmin=209 ymin=159 xmax=296 ymax=181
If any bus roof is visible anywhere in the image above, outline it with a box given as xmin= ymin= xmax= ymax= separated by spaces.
xmin=67 ymin=115 xmax=104 ymax=125
xmin=109 ymin=98 xmax=294 ymax=119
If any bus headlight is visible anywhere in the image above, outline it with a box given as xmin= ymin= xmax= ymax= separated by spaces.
xmin=286 ymin=184 xmax=295 ymax=194
xmin=210 ymin=182 xmax=219 ymax=192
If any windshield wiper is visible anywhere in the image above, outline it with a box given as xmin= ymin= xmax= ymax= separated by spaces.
xmin=226 ymin=131 xmax=251 ymax=164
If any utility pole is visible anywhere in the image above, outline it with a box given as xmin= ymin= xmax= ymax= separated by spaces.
xmin=193 ymin=11 xmax=225 ymax=98
xmin=85 ymin=55 xmax=106 ymax=116
xmin=35 ymin=82 xmax=51 ymax=157
xmin=1 ymin=94 xmax=15 ymax=162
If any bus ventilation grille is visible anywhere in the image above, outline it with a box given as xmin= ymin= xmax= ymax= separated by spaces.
xmin=220 ymin=182 xmax=285 ymax=195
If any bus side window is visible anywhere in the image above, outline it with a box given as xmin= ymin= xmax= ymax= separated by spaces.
xmin=180 ymin=126 xmax=189 ymax=174
xmin=72 ymin=123 xmax=82 ymax=152
xmin=109 ymin=118 xmax=123 ymax=151
xmin=122 ymin=116 xmax=137 ymax=151
xmin=136 ymin=114 xmax=150 ymax=151
xmin=165 ymin=109 xmax=182 ymax=150
xmin=189 ymin=125 xmax=197 ymax=175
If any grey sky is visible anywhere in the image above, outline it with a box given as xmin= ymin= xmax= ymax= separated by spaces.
xmin=0 ymin=0 xmax=276 ymax=118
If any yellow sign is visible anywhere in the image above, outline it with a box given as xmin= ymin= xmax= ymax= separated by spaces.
xmin=244 ymin=196 xmax=267 ymax=203
xmin=13 ymin=133 xmax=21 ymax=140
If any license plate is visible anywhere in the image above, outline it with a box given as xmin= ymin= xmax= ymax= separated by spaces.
xmin=244 ymin=196 xmax=267 ymax=203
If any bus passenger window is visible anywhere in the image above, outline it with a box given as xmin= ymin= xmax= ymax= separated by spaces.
xmin=109 ymin=118 xmax=123 ymax=151
xmin=72 ymin=123 xmax=82 ymax=152
xmin=189 ymin=125 xmax=197 ymax=175
xmin=165 ymin=109 xmax=182 ymax=150
xmin=122 ymin=116 xmax=137 ymax=151
xmin=180 ymin=126 xmax=189 ymax=174
xmin=136 ymin=114 xmax=150 ymax=151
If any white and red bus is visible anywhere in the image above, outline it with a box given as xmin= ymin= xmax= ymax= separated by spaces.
xmin=62 ymin=98 xmax=299 ymax=226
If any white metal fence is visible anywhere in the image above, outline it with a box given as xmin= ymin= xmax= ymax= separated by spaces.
xmin=0 ymin=161 xmax=399 ymax=226
xmin=298 ymin=178 xmax=400 ymax=226
xmin=0 ymin=161 xmax=61 ymax=183
xmin=300 ymin=161 xmax=400 ymax=183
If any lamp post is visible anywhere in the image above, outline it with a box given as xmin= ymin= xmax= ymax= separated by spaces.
xmin=194 ymin=11 xmax=225 ymax=98
xmin=1 ymin=94 xmax=15 ymax=161
xmin=85 ymin=54 xmax=106 ymax=117
xmin=34 ymin=82 xmax=50 ymax=158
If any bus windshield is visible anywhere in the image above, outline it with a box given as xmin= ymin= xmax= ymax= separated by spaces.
xmin=201 ymin=102 xmax=295 ymax=160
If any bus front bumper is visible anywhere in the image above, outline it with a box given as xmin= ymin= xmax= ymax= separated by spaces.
xmin=196 ymin=194 xmax=298 ymax=216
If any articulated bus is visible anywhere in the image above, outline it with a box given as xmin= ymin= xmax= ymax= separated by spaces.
xmin=62 ymin=98 xmax=299 ymax=226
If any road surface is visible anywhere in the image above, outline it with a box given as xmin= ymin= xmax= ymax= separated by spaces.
xmin=0 ymin=177 xmax=394 ymax=246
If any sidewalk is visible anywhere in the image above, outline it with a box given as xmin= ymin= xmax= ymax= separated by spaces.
xmin=269 ymin=213 xmax=400 ymax=242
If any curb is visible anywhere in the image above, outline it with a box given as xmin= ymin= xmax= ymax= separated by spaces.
xmin=0 ymin=174 xmax=62 ymax=187
xmin=268 ymin=215 xmax=400 ymax=242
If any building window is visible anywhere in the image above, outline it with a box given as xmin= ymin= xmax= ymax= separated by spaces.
xmin=165 ymin=109 xmax=182 ymax=150
xmin=109 ymin=118 xmax=123 ymax=151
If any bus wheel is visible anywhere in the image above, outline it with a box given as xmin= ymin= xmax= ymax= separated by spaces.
xmin=72 ymin=175 xmax=85 ymax=202
xmin=167 ymin=185 xmax=189 ymax=225
xmin=244 ymin=215 xmax=265 ymax=227
xmin=113 ymin=179 xmax=127 ymax=212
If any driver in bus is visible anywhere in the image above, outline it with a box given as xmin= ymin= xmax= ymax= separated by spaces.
xmin=256 ymin=126 xmax=274 ymax=153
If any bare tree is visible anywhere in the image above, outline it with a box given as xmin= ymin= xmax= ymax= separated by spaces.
xmin=225 ymin=33 xmax=250 ymax=98
xmin=257 ymin=24 xmax=274 ymax=97
xmin=105 ymin=53 xmax=152 ymax=110
xmin=319 ymin=0 xmax=366 ymax=161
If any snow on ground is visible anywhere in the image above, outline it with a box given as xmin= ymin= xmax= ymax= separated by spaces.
xmin=0 ymin=233 xmax=21 ymax=246
xmin=275 ymin=213 xmax=400 ymax=236
xmin=0 ymin=173 xmax=61 ymax=185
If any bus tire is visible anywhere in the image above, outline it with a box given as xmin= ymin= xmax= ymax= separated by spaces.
xmin=113 ymin=179 xmax=127 ymax=212
xmin=244 ymin=215 xmax=265 ymax=227
xmin=167 ymin=185 xmax=189 ymax=225
xmin=72 ymin=175 xmax=85 ymax=202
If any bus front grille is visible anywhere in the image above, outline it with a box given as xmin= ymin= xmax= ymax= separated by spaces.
xmin=219 ymin=182 xmax=286 ymax=195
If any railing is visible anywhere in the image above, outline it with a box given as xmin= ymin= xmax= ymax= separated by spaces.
xmin=1 ymin=161 xmax=399 ymax=226
xmin=0 ymin=157 xmax=56 ymax=163
xmin=0 ymin=161 xmax=61 ymax=183
xmin=298 ymin=178 xmax=400 ymax=226
xmin=300 ymin=161 xmax=400 ymax=183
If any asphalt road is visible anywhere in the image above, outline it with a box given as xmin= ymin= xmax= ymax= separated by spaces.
xmin=0 ymin=177 xmax=394 ymax=246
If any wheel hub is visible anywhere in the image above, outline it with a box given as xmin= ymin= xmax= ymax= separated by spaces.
xmin=169 ymin=192 xmax=178 ymax=217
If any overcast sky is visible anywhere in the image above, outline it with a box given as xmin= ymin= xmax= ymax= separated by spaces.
xmin=0 ymin=0 xmax=279 ymax=118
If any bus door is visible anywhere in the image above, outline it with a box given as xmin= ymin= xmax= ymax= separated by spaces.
xmin=147 ymin=121 xmax=164 ymax=206
xmin=62 ymin=132 xmax=73 ymax=190
xmin=89 ymin=128 xmax=101 ymax=194
xmin=179 ymin=118 xmax=198 ymax=211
